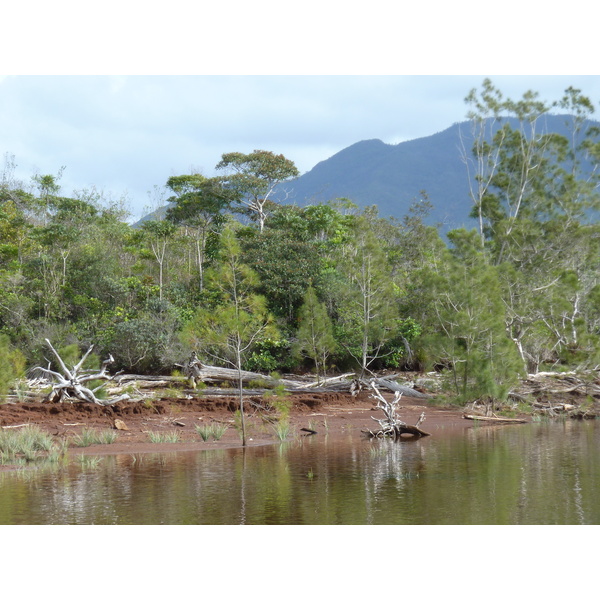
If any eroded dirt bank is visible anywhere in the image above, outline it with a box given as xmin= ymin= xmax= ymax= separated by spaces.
xmin=0 ymin=391 xmax=475 ymax=460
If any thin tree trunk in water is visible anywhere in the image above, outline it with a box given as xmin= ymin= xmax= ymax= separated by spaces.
xmin=237 ymin=348 xmax=246 ymax=447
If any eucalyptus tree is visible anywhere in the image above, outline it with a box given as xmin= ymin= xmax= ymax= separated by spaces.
xmin=215 ymin=150 xmax=299 ymax=232
xmin=334 ymin=215 xmax=399 ymax=376
xmin=462 ymin=80 xmax=600 ymax=371
xmin=138 ymin=219 xmax=177 ymax=302
xmin=165 ymin=174 xmax=231 ymax=291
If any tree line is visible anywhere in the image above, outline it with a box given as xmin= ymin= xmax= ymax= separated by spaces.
xmin=1 ymin=80 xmax=599 ymax=405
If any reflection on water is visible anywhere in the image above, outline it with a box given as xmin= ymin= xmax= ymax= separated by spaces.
xmin=1 ymin=421 xmax=599 ymax=525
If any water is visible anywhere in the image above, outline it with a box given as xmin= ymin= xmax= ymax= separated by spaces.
xmin=1 ymin=420 xmax=599 ymax=525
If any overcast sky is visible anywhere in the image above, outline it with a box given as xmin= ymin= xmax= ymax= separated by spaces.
xmin=3 ymin=75 xmax=600 ymax=221
xmin=2 ymin=4 xmax=599 ymax=221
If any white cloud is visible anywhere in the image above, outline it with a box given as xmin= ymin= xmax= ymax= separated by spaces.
xmin=2 ymin=75 xmax=600 ymax=220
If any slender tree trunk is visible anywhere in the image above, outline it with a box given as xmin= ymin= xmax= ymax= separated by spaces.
xmin=236 ymin=344 xmax=246 ymax=447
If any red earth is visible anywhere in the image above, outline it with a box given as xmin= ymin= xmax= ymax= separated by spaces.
xmin=0 ymin=390 xmax=482 ymax=464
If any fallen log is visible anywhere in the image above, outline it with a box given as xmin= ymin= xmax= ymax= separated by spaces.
xmin=532 ymin=402 xmax=576 ymax=411
xmin=369 ymin=377 xmax=431 ymax=399
xmin=463 ymin=414 xmax=528 ymax=424
xmin=304 ymin=373 xmax=355 ymax=388
xmin=114 ymin=375 xmax=181 ymax=384
xmin=183 ymin=354 xmax=307 ymax=390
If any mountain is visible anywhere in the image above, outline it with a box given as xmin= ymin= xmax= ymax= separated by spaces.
xmin=137 ymin=115 xmax=599 ymax=230
xmin=280 ymin=114 xmax=599 ymax=230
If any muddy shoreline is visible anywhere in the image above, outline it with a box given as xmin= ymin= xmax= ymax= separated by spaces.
xmin=0 ymin=390 xmax=481 ymax=463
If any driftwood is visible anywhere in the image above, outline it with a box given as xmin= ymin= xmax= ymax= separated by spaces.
xmin=351 ymin=377 xmax=432 ymax=399
xmin=32 ymin=339 xmax=130 ymax=406
xmin=363 ymin=383 xmax=430 ymax=439
xmin=178 ymin=353 xmax=440 ymax=400
xmin=183 ymin=353 xmax=305 ymax=390
xmin=463 ymin=414 xmax=528 ymax=424
xmin=304 ymin=373 xmax=355 ymax=388
xmin=372 ymin=377 xmax=431 ymax=399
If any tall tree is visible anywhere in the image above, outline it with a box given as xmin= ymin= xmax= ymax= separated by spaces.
xmin=215 ymin=150 xmax=298 ymax=232
xmin=423 ymin=228 xmax=523 ymax=405
xmin=139 ymin=219 xmax=177 ymax=302
xmin=165 ymin=174 xmax=231 ymax=291
xmin=335 ymin=216 xmax=399 ymax=376
xmin=180 ymin=227 xmax=277 ymax=446
xmin=462 ymin=80 xmax=600 ymax=372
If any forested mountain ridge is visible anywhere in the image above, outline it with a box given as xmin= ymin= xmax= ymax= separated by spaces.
xmin=278 ymin=113 xmax=600 ymax=229
xmin=137 ymin=113 xmax=600 ymax=230
xmin=2 ymin=81 xmax=600 ymax=412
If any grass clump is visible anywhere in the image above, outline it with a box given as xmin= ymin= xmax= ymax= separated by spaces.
xmin=147 ymin=431 xmax=181 ymax=443
xmin=211 ymin=423 xmax=228 ymax=440
xmin=195 ymin=422 xmax=229 ymax=441
xmin=0 ymin=425 xmax=67 ymax=464
xmin=72 ymin=428 xmax=118 ymax=447
xmin=272 ymin=420 xmax=293 ymax=441
xmin=195 ymin=424 xmax=212 ymax=441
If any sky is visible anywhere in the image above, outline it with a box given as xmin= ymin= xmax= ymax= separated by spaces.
xmin=3 ymin=74 xmax=600 ymax=221
xmin=2 ymin=3 xmax=598 ymax=221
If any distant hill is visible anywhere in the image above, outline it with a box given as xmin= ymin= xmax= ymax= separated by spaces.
xmin=279 ymin=114 xmax=599 ymax=230
xmin=137 ymin=115 xmax=599 ymax=230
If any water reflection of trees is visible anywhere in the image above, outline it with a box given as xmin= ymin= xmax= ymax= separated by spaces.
xmin=0 ymin=422 xmax=599 ymax=524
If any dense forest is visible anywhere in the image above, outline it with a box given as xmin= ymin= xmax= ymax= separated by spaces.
xmin=1 ymin=80 xmax=600 ymax=405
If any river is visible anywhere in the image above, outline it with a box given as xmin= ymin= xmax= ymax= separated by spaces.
xmin=1 ymin=419 xmax=598 ymax=525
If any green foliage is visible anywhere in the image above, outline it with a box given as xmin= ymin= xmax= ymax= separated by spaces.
xmin=244 ymin=338 xmax=284 ymax=373
xmin=3 ymin=119 xmax=600 ymax=409
xmin=421 ymin=232 xmax=522 ymax=404
xmin=241 ymin=227 xmax=324 ymax=323
xmin=102 ymin=301 xmax=183 ymax=374
xmin=293 ymin=285 xmax=337 ymax=378
xmin=181 ymin=228 xmax=278 ymax=366
xmin=0 ymin=334 xmax=25 ymax=399
xmin=378 ymin=317 xmax=423 ymax=369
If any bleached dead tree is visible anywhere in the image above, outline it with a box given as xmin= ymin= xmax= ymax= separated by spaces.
xmin=33 ymin=339 xmax=129 ymax=405
xmin=364 ymin=382 xmax=429 ymax=439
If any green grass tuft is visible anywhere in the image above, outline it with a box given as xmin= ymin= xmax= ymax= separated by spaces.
xmin=0 ymin=425 xmax=67 ymax=464
xmin=195 ymin=423 xmax=229 ymax=441
xmin=73 ymin=428 xmax=118 ymax=447
xmin=147 ymin=431 xmax=181 ymax=443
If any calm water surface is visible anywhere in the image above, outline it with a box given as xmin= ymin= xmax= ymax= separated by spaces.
xmin=1 ymin=420 xmax=598 ymax=525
